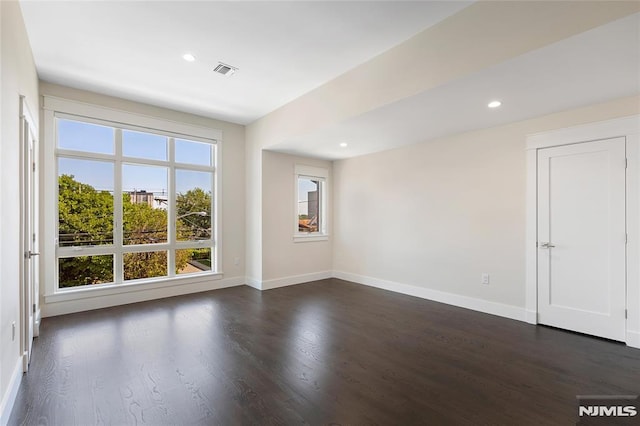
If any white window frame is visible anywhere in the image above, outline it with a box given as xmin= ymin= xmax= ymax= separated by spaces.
xmin=43 ymin=96 xmax=223 ymax=303
xmin=294 ymin=164 xmax=329 ymax=243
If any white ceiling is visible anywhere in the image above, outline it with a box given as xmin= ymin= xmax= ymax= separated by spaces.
xmin=19 ymin=0 xmax=471 ymax=125
xmin=271 ymin=13 xmax=640 ymax=159
xmin=19 ymin=2 xmax=640 ymax=161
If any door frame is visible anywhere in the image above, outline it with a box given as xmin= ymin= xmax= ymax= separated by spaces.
xmin=19 ymin=96 xmax=39 ymax=371
xmin=525 ymin=115 xmax=640 ymax=348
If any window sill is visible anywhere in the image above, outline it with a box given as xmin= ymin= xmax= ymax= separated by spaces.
xmin=293 ymin=234 xmax=329 ymax=243
xmin=44 ymin=271 xmax=223 ymax=304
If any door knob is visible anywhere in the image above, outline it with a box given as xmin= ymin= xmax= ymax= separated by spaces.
xmin=539 ymin=242 xmax=555 ymax=249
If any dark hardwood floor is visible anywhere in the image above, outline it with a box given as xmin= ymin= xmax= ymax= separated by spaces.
xmin=8 ymin=279 xmax=640 ymax=425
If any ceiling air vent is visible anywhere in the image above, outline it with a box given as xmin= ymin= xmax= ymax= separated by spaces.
xmin=213 ymin=62 xmax=238 ymax=76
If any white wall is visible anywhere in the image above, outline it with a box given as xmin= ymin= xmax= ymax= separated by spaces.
xmin=333 ymin=96 xmax=640 ymax=313
xmin=38 ymin=83 xmax=246 ymax=316
xmin=245 ymin=131 xmax=263 ymax=284
xmin=261 ymin=151 xmax=332 ymax=286
xmin=243 ymin=2 xmax=639 ymax=289
xmin=0 ymin=2 xmax=4 ymax=421
xmin=0 ymin=1 xmax=39 ymax=422
xmin=0 ymin=0 xmax=4 ymax=414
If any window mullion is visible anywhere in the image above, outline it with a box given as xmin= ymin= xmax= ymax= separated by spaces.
xmin=114 ymin=128 xmax=124 ymax=284
xmin=214 ymin=158 xmax=220 ymax=271
xmin=168 ymin=137 xmax=176 ymax=276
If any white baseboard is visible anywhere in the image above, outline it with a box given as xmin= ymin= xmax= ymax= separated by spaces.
xmin=42 ymin=276 xmax=245 ymax=317
xmin=333 ymin=270 xmax=527 ymax=322
xmin=627 ymin=330 xmax=640 ymax=349
xmin=245 ymin=277 xmax=262 ymax=290
xmin=525 ymin=309 xmax=537 ymax=324
xmin=0 ymin=357 xmax=23 ymax=426
xmin=34 ymin=309 xmax=41 ymax=338
xmin=261 ymin=271 xmax=332 ymax=290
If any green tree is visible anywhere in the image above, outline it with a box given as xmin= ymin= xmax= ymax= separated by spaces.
xmin=58 ymin=174 xmax=114 ymax=287
xmin=121 ymin=198 xmax=189 ymax=280
xmin=58 ymin=174 xmax=113 ymax=246
xmin=123 ymin=198 xmax=168 ymax=245
xmin=176 ymin=188 xmax=212 ymax=240
xmin=59 ymin=256 xmax=113 ymax=287
xmin=58 ymin=175 xmax=192 ymax=287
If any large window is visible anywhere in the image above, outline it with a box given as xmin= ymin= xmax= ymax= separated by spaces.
xmin=55 ymin=114 xmax=217 ymax=290
xmin=295 ymin=164 xmax=328 ymax=242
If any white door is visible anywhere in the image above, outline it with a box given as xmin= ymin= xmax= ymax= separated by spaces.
xmin=537 ymin=137 xmax=626 ymax=341
xmin=21 ymin=97 xmax=39 ymax=371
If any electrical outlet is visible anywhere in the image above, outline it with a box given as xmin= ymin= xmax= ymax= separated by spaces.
xmin=234 ymin=257 xmax=240 ymax=266
xmin=481 ymin=273 xmax=490 ymax=285
xmin=12 ymin=321 xmax=16 ymax=341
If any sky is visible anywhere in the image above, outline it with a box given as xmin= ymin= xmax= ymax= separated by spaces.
xmin=57 ymin=119 xmax=212 ymax=194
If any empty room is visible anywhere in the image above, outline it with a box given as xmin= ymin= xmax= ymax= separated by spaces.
xmin=1 ymin=1 xmax=639 ymax=424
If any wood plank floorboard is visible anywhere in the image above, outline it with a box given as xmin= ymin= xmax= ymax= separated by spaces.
xmin=8 ymin=278 xmax=640 ymax=425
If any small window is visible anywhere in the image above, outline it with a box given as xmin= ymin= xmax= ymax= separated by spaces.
xmin=298 ymin=177 xmax=321 ymax=232
xmin=295 ymin=165 xmax=328 ymax=242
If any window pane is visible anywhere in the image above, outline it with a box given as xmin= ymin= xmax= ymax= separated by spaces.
xmin=176 ymin=248 xmax=211 ymax=275
xmin=123 ymin=130 xmax=167 ymax=161
xmin=124 ymin=251 xmax=167 ymax=281
xmin=176 ymin=170 xmax=212 ymax=241
xmin=298 ymin=178 xmax=320 ymax=232
xmin=123 ymin=164 xmax=168 ymax=245
xmin=175 ymin=139 xmax=212 ymax=166
xmin=59 ymin=256 xmax=114 ymax=288
xmin=57 ymin=119 xmax=114 ymax=154
xmin=58 ymin=158 xmax=114 ymax=246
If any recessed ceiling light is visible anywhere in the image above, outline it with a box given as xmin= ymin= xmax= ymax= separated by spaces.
xmin=488 ymin=100 xmax=502 ymax=108
xmin=183 ymin=53 xmax=196 ymax=62
xmin=339 ymin=142 xmax=348 ymax=148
